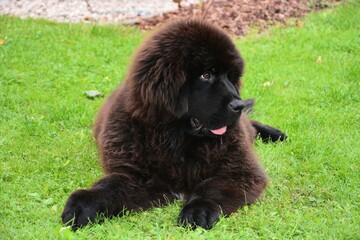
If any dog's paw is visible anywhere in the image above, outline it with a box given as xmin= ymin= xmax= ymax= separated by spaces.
xmin=61 ymin=189 xmax=103 ymax=230
xmin=262 ymin=126 xmax=287 ymax=143
xmin=268 ymin=128 xmax=287 ymax=142
xmin=178 ymin=199 xmax=220 ymax=230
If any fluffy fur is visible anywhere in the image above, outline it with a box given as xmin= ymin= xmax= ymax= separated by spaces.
xmin=62 ymin=19 xmax=286 ymax=230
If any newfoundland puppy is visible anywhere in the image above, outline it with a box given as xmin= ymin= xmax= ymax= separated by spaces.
xmin=62 ymin=19 xmax=286 ymax=230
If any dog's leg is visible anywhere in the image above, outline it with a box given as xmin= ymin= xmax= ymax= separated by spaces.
xmin=251 ymin=120 xmax=287 ymax=143
xmin=241 ymin=99 xmax=287 ymax=142
xmin=242 ymin=98 xmax=255 ymax=114
xmin=61 ymin=173 xmax=173 ymax=230
xmin=178 ymin=173 xmax=267 ymax=230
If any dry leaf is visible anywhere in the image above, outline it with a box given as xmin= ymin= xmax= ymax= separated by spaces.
xmin=84 ymin=90 xmax=103 ymax=99
xmin=296 ymin=20 xmax=304 ymax=27
xmin=263 ymin=80 xmax=275 ymax=87
xmin=316 ymin=56 xmax=322 ymax=63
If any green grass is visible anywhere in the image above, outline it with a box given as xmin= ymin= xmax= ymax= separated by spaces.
xmin=0 ymin=1 xmax=359 ymax=239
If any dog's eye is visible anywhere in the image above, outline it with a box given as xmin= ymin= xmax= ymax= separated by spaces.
xmin=200 ymin=72 xmax=212 ymax=81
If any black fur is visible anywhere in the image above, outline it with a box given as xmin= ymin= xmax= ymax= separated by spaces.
xmin=62 ymin=19 xmax=286 ymax=230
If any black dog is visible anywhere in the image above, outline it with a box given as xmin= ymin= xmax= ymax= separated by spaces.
xmin=62 ymin=19 xmax=286 ymax=230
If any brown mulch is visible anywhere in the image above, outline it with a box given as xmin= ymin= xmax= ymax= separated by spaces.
xmin=134 ymin=0 xmax=338 ymax=37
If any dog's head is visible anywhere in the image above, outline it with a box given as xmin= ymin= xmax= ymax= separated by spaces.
xmin=130 ymin=19 xmax=244 ymax=136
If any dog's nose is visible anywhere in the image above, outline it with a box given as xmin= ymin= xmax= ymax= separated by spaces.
xmin=229 ymin=99 xmax=245 ymax=113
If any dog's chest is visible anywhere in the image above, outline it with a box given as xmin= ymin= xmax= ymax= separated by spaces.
xmin=146 ymin=132 xmax=227 ymax=190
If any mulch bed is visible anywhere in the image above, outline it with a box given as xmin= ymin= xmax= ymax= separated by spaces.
xmin=134 ymin=0 xmax=338 ymax=37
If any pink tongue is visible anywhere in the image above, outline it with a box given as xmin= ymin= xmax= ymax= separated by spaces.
xmin=210 ymin=126 xmax=227 ymax=135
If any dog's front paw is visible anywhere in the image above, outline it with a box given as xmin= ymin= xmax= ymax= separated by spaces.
xmin=61 ymin=189 xmax=103 ymax=230
xmin=178 ymin=199 xmax=220 ymax=230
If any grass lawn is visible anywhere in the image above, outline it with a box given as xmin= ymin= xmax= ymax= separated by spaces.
xmin=0 ymin=1 xmax=359 ymax=239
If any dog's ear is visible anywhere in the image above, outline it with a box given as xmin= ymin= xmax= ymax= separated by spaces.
xmin=132 ymin=55 xmax=188 ymax=118
xmin=173 ymin=85 xmax=189 ymax=118
xmin=157 ymin=62 xmax=189 ymax=118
